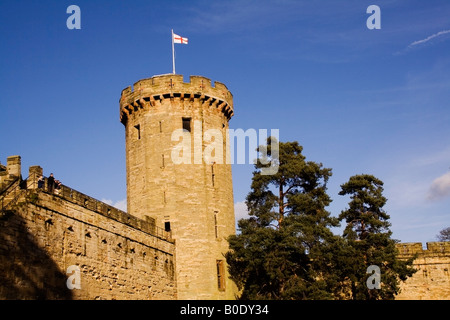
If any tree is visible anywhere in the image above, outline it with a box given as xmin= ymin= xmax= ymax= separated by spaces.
xmin=437 ymin=227 xmax=450 ymax=241
xmin=337 ymin=174 xmax=416 ymax=300
xmin=226 ymin=139 xmax=339 ymax=299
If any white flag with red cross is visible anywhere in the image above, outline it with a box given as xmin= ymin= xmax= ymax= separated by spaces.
xmin=171 ymin=29 xmax=188 ymax=74
xmin=173 ymin=33 xmax=188 ymax=44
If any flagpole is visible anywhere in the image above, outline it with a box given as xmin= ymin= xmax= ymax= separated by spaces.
xmin=172 ymin=29 xmax=175 ymax=74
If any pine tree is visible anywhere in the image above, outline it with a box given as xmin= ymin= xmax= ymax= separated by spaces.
xmin=226 ymin=139 xmax=339 ymax=299
xmin=337 ymin=174 xmax=416 ymax=300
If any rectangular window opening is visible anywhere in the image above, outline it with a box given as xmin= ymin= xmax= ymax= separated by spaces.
xmin=134 ymin=124 xmax=141 ymax=140
xmin=216 ymin=260 xmax=225 ymax=291
xmin=159 ymin=121 xmax=162 ymax=133
xmin=214 ymin=212 xmax=218 ymax=239
xmin=182 ymin=117 xmax=191 ymax=132
xmin=164 ymin=221 xmax=171 ymax=232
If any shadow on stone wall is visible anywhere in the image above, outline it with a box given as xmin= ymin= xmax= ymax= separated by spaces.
xmin=0 ymin=210 xmax=73 ymax=300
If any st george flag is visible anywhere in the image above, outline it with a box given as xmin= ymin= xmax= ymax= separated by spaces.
xmin=173 ymin=33 xmax=188 ymax=44
xmin=171 ymin=30 xmax=188 ymax=74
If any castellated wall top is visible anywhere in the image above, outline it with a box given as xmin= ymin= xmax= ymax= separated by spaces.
xmin=119 ymin=74 xmax=234 ymax=124
xmin=395 ymin=241 xmax=450 ymax=300
xmin=396 ymin=241 xmax=450 ymax=256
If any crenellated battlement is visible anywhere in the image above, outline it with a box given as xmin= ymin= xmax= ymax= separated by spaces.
xmin=396 ymin=241 xmax=450 ymax=300
xmin=0 ymin=156 xmax=172 ymax=243
xmin=0 ymin=155 xmax=22 ymax=192
xmin=119 ymin=74 xmax=234 ymax=124
xmin=396 ymin=241 xmax=450 ymax=256
xmin=120 ymin=73 xmax=238 ymax=299
xmin=0 ymin=155 xmax=176 ymax=299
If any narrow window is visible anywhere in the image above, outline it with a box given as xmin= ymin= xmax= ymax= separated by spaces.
xmin=182 ymin=117 xmax=191 ymax=132
xmin=214 ymin=211 xmax=218 ymax=239
xmin=134 ymin=124 xmax=141 ymax=140
xmin=159 ymin=121 xmax=162 ymax=133
xmin=165 ymin=221 xmax=171 ymax=232
xmin=216 ymin=260 xmax=225 ymax=291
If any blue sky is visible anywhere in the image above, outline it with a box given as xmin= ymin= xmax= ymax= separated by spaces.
xmin=1 ymin=0 xmax=449 ymax=244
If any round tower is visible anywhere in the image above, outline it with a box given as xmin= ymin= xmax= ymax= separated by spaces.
xmin=120 ymin=74 xmax=236 ymax=299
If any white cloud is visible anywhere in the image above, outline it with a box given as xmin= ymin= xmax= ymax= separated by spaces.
xmin=382 ymin=145 xmax=450 ymax=208
xmin=408 ymin=29 xmax=450 ymax=48
xmin=101 ymin=199 xmax=113 ymax=205
xmin=427 ymin=172 xmax=450 ymax=201
xmin=113 ymin=199 xmax=127 ymax=211
xmin=396 ymin=29 xmax=450 ymax=55
xmin=234 ymin=201 xmax=249 ymax=222
xmin=101 ymin=198 xmax=127 ymax=212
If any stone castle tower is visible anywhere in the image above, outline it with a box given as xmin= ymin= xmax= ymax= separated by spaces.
xmin=119 ymin=74 xmax=237 ymax=299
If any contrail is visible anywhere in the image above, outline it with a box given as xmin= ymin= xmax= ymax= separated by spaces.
xmin=409 ymin=29 xmax=450 ymax=47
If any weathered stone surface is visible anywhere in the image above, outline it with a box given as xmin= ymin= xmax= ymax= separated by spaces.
xmin=0 ymin=185 xmax=176 ymax=300
xmin=0 ymin=156 xmax=22 ymax=191
xmin=120 ymin=74 xmax=237 ymax=300
xmin=1 ymin=74 xmax=238 ymax=300
xmin=396 ymin=242 xmax=450 ymax=300
xmin=8 ymin=74 xmax=448 ymax=301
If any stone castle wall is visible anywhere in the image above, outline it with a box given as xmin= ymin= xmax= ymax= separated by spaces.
xmin=0 ymin=159 xmax=176 ymax=300
xmin=119 ymin=74 xmax=234 ymax=221
xmin=396 ymin=242 xmax=450 ymax=300
xmin=0 ymin=155 xmax=21 ymax=191
xmin=2 ymin=157 xmax=450 ymax=300
xmin=119 ymin=74 xmax=237 ymax=299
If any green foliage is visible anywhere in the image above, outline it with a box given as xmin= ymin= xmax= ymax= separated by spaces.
xmin=338 ymin=174 xmax=389 ymax=240
xmin=337 ymin=174 xmax=416 ymax=300
xmin=226 ymin=138 xmax=339 ymax=299
xmin=226 ymin=140 xmax=416 ymax=300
